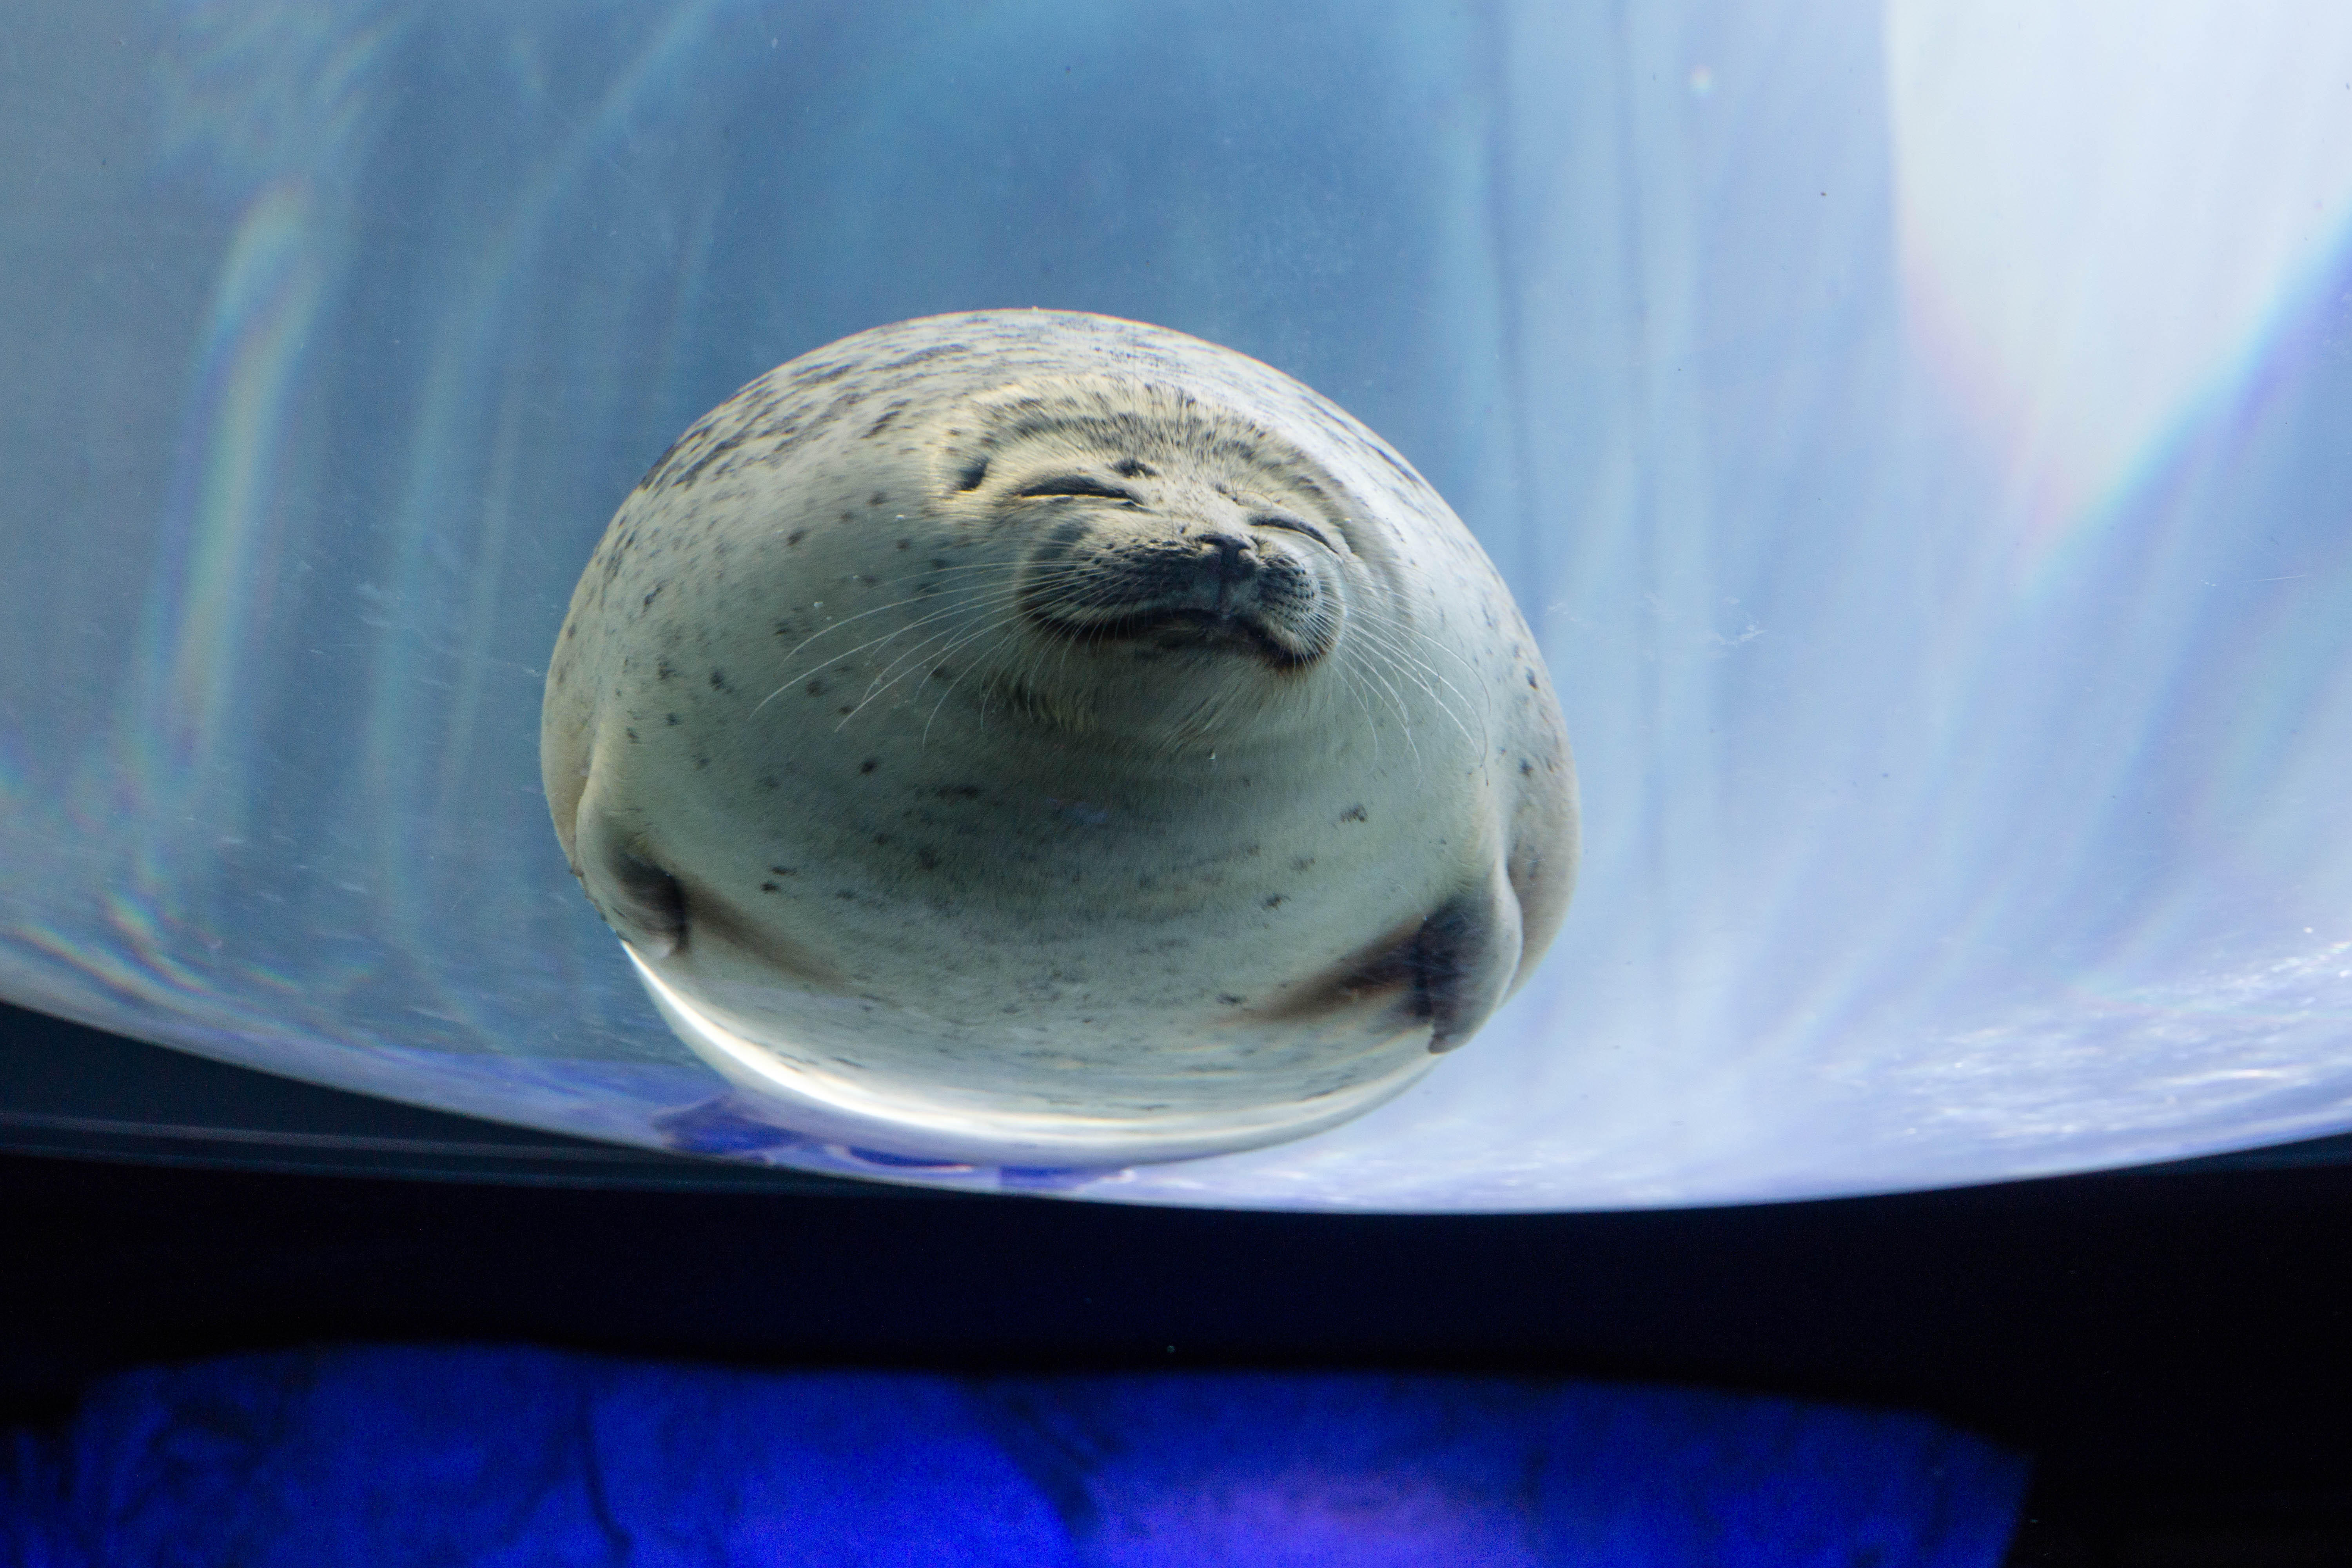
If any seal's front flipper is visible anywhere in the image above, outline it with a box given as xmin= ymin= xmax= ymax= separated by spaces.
xmin=1258 ymin=867 xmax=1525 ymax=1055
xmin=1396 ymin=874 xmax=1524 ymax=1054
xmin=573 ymin=774 xmax=688 ymax=958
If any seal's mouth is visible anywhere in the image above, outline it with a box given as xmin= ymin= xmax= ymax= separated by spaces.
xmin=1020 ymin=526 xmax=1339 ymax=669
xmin=1042 ymin=603 xmax=1317 ymax=668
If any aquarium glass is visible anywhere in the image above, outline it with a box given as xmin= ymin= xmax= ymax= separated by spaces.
xmin=4 ymin=0 xmax=2351 ymax=1208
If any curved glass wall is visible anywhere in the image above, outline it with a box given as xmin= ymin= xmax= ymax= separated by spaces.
xmin=4 ymin=0 xmax=2350 ymax=1207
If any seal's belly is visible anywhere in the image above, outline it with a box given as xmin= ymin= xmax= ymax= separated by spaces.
xmin=673 ymin=767 xmax=1488 ymax=1063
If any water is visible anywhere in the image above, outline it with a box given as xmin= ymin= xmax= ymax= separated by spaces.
xmin=3 ymin=0 xmax=2350 ymax=1209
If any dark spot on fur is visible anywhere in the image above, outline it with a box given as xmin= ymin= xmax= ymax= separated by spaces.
xmin=1263 ymin=895 xmax=1285 ymax=908
xmin=869 ymin=491 xmax=888 ymax=506
xmin=1217 ymin=993 xmax=1243 ymax=1005
xmin=1290 ymin=856 xmax=1315 ymax=872
xmin=955 ymin=457 xmax=990 ymax=492
xmin=860 ymin=759 xmax=878 ymax=774
xmin=664 ymin=713 xmax=681 ymax=726
xmin=916 ymin=848 xmax=938 ymax=870
xmin=786 ymin=528 xmax=806 ymax=546
xmin=835 ymin=889 xmax=856 ymax=900
xmin=760 ymin=882 xmax=779 ymax=893
xmin=1113 ymin=457 xmax=1156 ymax=478
xmin=805 ymin=679 xmax=826 ymax=697
xmin=938 ymin=784 xmax=982 ymax=800
xmin=769 ymin=866 xmax=797 ymax=876
xmin=757 ymin=775 xmax=779 ymax=790
xmin=1339 ymin=804 xmax=1367 ymax=822
xmin=874 ymin=343 xmax=965 ymax=375
xmin=641 ymin=585 xmax=662 ymax=608
xmin=1520 ymin=759 xmax=1534 ymax=775
xmin=797 ymin=356 xmax=862 ymax=387
xmin=708 ymin=669 xmax=727 ymax=690
xmin=635 ymin=436 xmax=692 ymax=493
xmin=896 ymin=539 xmax=911 ymax=550
xmin=655 ymin=659 xmax=676 ymax=682
xmin=625 ymin=728 xmax=640 ymax=743
xmin=837 ymin=705 xmax=855 ymax=715
xmin=1526 ymin=671 xmax=1539 ymax=689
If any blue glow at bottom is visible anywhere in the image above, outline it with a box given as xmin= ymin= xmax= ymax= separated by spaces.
xmin=0 ymin=1347 xmax=2025 ymax=1566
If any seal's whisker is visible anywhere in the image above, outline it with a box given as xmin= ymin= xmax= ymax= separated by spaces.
xmin=1349 ymin=610 xmax=1489 ymax=751
xmin=753 ymin=573 xmax=1054 ymax=717
xmin=835 ymin=618 xmax=1001 ymax=726
xmin=1327 ymin=663 xmax=1385 ymax=759
xmin=825 ymin=561 xmax=1120 ymax=729
xmin=1351 ymin=640 xmax=1421 ymax=726
xmin=1336 ymin=656 xmax=1418 ymax=769
xmin=920 ymin=623 xmax=1028 ymax=747
xmin=1356 ymin=605 xmax=1497 ymax=755
xmin=1346 ymin=633 xmax=1466 ymax=768
xmin=764 ymin=568 xmax=1016 ymax=664
xmin=995 ymin=568 xmax=1150 ymax=695
xmin=837 ymin=575 xmax=1086 ymax=722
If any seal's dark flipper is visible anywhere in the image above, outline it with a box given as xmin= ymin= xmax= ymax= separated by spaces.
xmin=1390 ymin=883 xmax=1524 ymax=1053
xmin=574 ymin=784 xmax=688 ymax=958
xmin=1399 ymin=900 xmax=1493 ymax=1053
xmin=1255 ymin=870 xmax=1524 ymax=1054
xmin=602 ymin=842 xmax=688 ymax=957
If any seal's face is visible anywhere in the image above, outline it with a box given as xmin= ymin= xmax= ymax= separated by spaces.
xmin=937 ymin=377 xmax=1362 ymax=742
xmin=541 ymin=311 xmax=1578 ymax=1169
xmin=1014 ymin=466 xmax=1341 ymax=668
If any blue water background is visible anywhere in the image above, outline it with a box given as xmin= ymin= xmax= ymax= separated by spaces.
xmin=2 ymin=1 xmax=2350 ymax=1207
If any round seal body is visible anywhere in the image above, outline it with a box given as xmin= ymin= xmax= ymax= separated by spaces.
xmin=542 ymin=311 xmax=1576 ymax=1166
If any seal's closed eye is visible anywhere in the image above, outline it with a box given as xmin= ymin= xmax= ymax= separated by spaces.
xmin=1248 ymin=512 xmax=1333 ymax=549
xmin=1013 ymin=474 xmax=1139 ymax=503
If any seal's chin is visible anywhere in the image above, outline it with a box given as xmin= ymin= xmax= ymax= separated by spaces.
xmin=1033 ymin=602 xmax=1325 ymax=668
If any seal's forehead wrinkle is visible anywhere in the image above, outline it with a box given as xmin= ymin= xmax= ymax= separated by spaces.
xmin=931 ymin=373 xmax=1361 ymax=520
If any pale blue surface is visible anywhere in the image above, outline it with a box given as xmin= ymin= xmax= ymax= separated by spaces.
xmin=0 ymin=1349 xmax=2027 ymax=1566
xmin=2 ymin=2 xmax=2350 ymax=1207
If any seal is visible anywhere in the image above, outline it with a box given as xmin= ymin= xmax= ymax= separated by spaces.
xmin=542 ymin=310 xmax=1575 ymax=1166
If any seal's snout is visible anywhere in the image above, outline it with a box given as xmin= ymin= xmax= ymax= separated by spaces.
xmin=1025 ymin=519 xmax=1335 ymax=668
xmin=1185 ymin=530 xmax=1271 ymax=610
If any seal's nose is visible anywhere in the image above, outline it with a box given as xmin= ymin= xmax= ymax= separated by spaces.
xmin=1197 ymin=530 xmax=1259 ymax=583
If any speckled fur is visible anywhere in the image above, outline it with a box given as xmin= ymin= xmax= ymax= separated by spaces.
xmin=542 ymin=310 xmax=1575 ymax=1161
